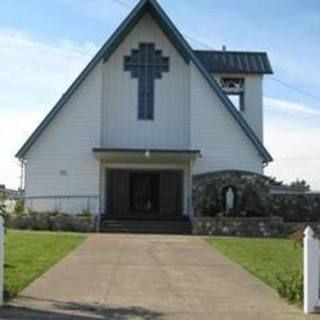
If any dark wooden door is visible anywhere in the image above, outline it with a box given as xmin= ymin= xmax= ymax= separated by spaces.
xmin=159 ymin=171 xmax=182 ymax=218
xmin=130 ymin=172 xmax=159 ymax=216
xmin=107 ymin=171 xmax=130 ymax=217
xmin=107 ymin=170 xmax=183 ymax=219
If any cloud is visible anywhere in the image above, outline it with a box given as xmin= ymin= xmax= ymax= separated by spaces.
xmin=0 ymin=110 xmax=44 ymax=190
xmin=0 ymin=28 xmax=97 ymax=189
xmin=264 ymin=97 xmax=320 ymax=116
xmin=264 ymin=100 xmax=320 ymax=190
xmin=56 ymin=0 xmax=132 ymax=24
xmin=0 ymin=29 xmax=97 ymax=109
xmin=269 ymin=50 xmax=320 ymax=92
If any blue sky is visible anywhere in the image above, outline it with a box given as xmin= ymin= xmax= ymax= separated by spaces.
xmin=0 ymin=0 xmax=319 ymax=189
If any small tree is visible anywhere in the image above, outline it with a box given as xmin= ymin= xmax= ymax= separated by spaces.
xmin=14 ymin=198 xmax=25 ymax=214
xmin=0 ymin=193 xmax=6 ymax=215
xmin=290 ymin=179 xmax=310 ymax=192
xmin=268 ymin=176 xmax=284 ymax=186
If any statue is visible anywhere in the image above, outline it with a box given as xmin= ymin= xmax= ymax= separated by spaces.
xmin=226 ymin=187 xmax=235 ymax=212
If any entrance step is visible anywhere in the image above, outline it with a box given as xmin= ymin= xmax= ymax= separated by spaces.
xmin=100 ymin=220 xmax=192 ymax=235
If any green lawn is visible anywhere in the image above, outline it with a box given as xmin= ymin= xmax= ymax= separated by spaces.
xmin=5 ymin=230 xmax=86 ymax=299
xmin=208 ymin=237 xmax=302 ymax=290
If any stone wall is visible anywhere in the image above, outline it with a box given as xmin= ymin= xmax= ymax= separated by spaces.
xmin=193 ymin=170 xmax=271 ymax=217
xmin=271 ymin=193 xmax=320 ymax=222
xmin=193 ymin=170 xmax=320 ymax=223
xmin=192 ymin=217 xmax=320 ymax=237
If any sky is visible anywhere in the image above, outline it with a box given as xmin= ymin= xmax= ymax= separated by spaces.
xmin=0 ymin=0 xmax=319 ymax=190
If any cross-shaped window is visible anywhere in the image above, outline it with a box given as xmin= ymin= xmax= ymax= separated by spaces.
xmin=124 ymin=43 xmax=170 ymax=120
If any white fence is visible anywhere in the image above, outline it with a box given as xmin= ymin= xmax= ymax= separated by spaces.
xmin=304 ymin=226 xmax=320 ymax=314
xmin=25 ymin=195 xmax=99 ymax=215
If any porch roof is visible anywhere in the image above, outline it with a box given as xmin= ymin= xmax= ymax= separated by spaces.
xmin=92 ymin=148 xmax=201 ymax=162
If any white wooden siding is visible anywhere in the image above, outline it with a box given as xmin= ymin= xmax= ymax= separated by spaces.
xmin=22 ymin=11 xmax=268 ymax=216
xmin=25 ymin=197 xmax=99 ymax=215
xmin=24 ymin=64 xmax=102 ymax=214
xmin=214 ymin=73 xmax=264 ymax=141
xmin=102 ymin=13 xmax=190 ymax=150
xmin=191 ymin=63 xmax=264 ymax=175
xmin=244 ymin=75 xmax=263 ymax=141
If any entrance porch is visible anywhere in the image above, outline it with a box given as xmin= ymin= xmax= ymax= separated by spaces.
xmin=93 ymin=148 xmax=200 ymax=223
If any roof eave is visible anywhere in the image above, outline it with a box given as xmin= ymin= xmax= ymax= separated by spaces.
xmin=210 ymin=70 xmax=274 ymax=75
xmin=16 ymin=0 xmax=273 ymax=164
xmin=15 ymin=0 xmax=190 ymax=159
xmin=188 ymin=53 xmax=273 ymax=163
xmin=147 ymin=0 xmax=273 ymax=163
xmin=193 ymin=50 xmax=274 ymax=75
xmin=15 ymin=1 xmax=148 ymax=159
xmin=102 ymin=0 xmax=190 ymax=64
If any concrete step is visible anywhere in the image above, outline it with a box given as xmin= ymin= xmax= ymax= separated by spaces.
xmin=100 ymin=220 xmax=192 ymax=235
xmin=314 ymin=306 xmax=320 ymax=314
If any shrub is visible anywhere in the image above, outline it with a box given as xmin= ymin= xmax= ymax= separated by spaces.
xmin=289 ymin=224 xmax=305 ymax=248
xmin=275 ymin=229 xmax=305 ymax=306
xmin=276 ymin=270 xmax=303 ymax=305
xmin=6 ymin=211 xmax=95 ymax=233
xmin=0 ymin=193 xmax=6 ymax=215
xmin=78 ymin=208 xmax=91 ymax=217
xmin=14 ymin=199 xmax=25 ymax=214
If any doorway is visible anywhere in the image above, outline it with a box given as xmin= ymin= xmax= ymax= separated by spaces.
xmin=106 ymin=170 xmax=183 ymax=220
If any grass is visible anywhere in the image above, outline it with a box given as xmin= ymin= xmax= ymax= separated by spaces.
xmin=208 ymin=237 xmax=302 ymax=290
xmin=4 ymin=230 xmax=86 ymax=299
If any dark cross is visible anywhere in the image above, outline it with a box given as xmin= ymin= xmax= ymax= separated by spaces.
xmin=124 ymin=43 xmax=170 ymax=120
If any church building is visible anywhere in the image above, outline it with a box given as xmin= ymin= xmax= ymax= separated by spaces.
xmin=16 ymin=0 xmax=273 ymax=227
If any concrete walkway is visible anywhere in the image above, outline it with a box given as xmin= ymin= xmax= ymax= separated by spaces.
xmin=0 ymin=234 xmax=317 ymax=319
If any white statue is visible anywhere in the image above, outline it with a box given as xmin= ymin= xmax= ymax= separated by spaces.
xmin=226 ymin=187 xmax=234 ymax=212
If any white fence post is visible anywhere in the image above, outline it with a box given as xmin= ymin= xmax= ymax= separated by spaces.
xmin=304 ymin=226 xmax=319 ymax=314
xmin=0 ymin=216 xmax=4 ymax=306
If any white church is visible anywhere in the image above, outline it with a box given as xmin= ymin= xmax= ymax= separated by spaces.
xmin=16 ymin=0 xmax=273 ymax=223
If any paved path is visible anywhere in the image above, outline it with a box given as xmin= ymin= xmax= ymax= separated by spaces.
xmin=0 ymin=234 xmax=317 ymax=319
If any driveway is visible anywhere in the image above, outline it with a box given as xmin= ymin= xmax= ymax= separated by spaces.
xmin=0 ymin=234 xmax=316 ymax=319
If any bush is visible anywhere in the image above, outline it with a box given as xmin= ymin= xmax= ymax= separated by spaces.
xmin=276 ymin=270 xmax=303 ymax=305
xmin=6 ymin=211 xmax=95 ymax=233
xmin=0 ymin=193 xmax=6 ymax=215
xmin=289 ymin=224 xmax=305 ymax=248
xmin=14 ymin=199 xmax=25 ymax=214
xmin=78 ymin=208 xmax=92 ymax=217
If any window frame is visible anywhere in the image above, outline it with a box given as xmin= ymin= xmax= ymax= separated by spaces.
xmin=226 ymin=92 xmax=245 ymax=112
xmin=124 ymin=43 xmax=170 ymax=121
xmin=220 ymin=77 xmax=245 ymax=112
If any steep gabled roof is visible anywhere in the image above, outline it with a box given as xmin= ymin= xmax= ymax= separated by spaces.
xmin=195 ymin=50 xmax=273 ymax=74
xmin=16 ymin=0 xmax=272 ymax=163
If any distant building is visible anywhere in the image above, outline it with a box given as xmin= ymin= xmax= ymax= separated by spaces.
xmin=0 ymin=185 xmax=19 ymax=199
